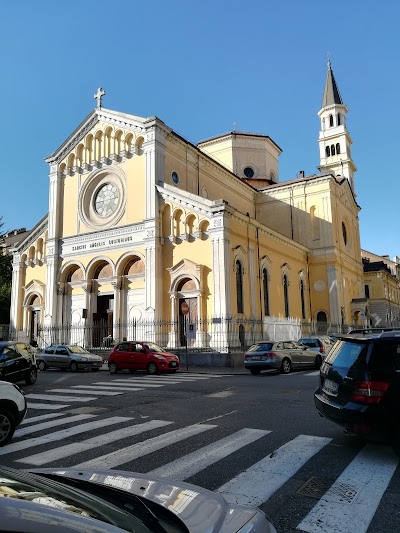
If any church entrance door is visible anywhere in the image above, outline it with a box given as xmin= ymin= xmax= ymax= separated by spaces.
xmin=93 ymin=294 xmax=114 ymax=347
xmin=178 ymin=298 xmax=197 ymax=347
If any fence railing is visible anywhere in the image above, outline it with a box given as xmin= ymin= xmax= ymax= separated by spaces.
xmin=34 ymin=317 xmax=355 ymax=354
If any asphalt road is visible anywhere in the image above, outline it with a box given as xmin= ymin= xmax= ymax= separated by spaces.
xmin=2 ymin=367 xmax=399 ymax=533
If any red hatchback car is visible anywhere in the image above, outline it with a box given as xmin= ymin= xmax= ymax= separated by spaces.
xmin=108 ymin=341 xmax=180 ymax=375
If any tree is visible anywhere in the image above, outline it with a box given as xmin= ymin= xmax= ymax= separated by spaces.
xmin=0 ymin=218 xmax=13 ymax=324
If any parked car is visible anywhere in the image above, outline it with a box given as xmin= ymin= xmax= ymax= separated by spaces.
xmin=297 ymin=336 xmax=331 ymax=355
xmin=0 ymin=465 xmax=276 ymax=532
xmin=108 ymin=341 xmax=180 ymax=374
xmin=37 ymin=345 xmax=103 ymax=372
xmin=244 ymin=340 xmax=323 ymax=375
xmin=0 ymin=381 xmax=27 ymax=446
xmin=314 ymin=330 xmax=400 ymax=447
xmin=0 ymin=341 xmax=38 ymax=385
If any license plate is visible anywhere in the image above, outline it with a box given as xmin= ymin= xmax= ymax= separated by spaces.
xmin=323 ymin=378 xmax=339 ymax=396
xmin=171 ymin=362 xmax=177 ymax=367
xmin=252 ymin=355 xmax=261 ymax=360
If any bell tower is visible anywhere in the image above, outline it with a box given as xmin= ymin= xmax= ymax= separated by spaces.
xmin=318 ymin=60 xmax=357 ymax=193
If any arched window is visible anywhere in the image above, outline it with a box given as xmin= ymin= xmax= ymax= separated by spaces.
xmin=263 ymin=268 xmax=270 ymax=316
xmin=336 ymin=143 xmax=340 ymax=154
xmin=329 ymin=115 xmax=334 ymax=127
xmin=300 ymin=280 xmax=306 ymax=320
xmin=236 ymin=260 xmax=244 ymax=314
xmin=326 ymin=146 xmax=330 ymax=157
xmin=337 ymin=113 xmax=341 ymax=125
xmin=283 ymin=274 xmax=289 ymax=318
xmin=331 ymin=144 xmax=336 ymax=156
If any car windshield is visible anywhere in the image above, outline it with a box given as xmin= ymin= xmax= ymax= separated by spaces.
xmin=248 ymin=343 xmax=274 ymax=352
xmin=143 ymin=342 xmax=166 ymax=353
xmin=68 ymin=346 xmax=91 ymax=354
xmin=299 ymin=339 xmax=318 ymax=347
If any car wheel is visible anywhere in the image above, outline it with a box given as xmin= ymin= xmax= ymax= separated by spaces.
xmin=70 ymin=361 xmax=78 ymax=372
xmin=280 ymin=358 xmax=292 ymax=374
xmin=147 ymin=362 xmax=158 ymax=375
xmin=129 ymin=369 xmax=137 ymax=374
xmin=38 ymin=360 xmax=46 ymax=371
xmin=314 ymin=355 xmax=322 ymax=370
xmin=109 ymin=362 xmax=118 ymax=374
xmin=250 ymin=368 xmax=261 ymax=375
xmin=25 ymin=367 xmax=38 ymax=385
xmin=0 ymin=409 xmax=16 ymax=446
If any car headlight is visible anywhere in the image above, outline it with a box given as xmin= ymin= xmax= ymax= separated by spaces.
xmin=154 ymin=355 xmax=166 ymax=361
xmin=80 ymin=357 xmax=88 ymax=361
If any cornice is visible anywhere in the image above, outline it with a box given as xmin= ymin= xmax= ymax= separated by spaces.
xmin=15 ymin=216 xmax=48 ymax=254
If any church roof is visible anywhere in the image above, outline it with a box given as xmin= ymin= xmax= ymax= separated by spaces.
xmin=198 ymin=131 xmax=282 ymax=153
xmin=322 ymin=60 xmax=343 ymax=107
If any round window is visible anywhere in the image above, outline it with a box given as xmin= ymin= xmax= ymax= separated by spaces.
xmin=94 ymin=183 xmax=120 ymax=218
xmin=171 ymin=171 xmax=179 ymax=184
xmin=243 ymin=167 xmax=254 ymax=178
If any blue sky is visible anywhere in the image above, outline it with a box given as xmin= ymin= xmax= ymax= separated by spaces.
xmin=1 ymin=0 xmax=399 ymax=258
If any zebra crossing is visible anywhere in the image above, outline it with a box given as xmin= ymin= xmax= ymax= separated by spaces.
xmin=25 ymin=372 xmax=224 ymax=410
xmin=3 ymin=410 xmax=399 ymax=533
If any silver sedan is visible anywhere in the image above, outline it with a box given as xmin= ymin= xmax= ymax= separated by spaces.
xmin=37 ymin=344 xmax=103 ymax=372
xmin=244 ymin=340 xmax=323 ymax=375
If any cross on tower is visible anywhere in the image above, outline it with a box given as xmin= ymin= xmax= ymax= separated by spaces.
xmin=94 ymin=87 xmax=106 ymax=109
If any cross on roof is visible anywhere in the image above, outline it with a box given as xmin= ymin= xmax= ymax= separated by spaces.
xmin=94 ymin=87 xmax=106 ymax=109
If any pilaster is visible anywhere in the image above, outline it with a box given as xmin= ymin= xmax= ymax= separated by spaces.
xmin=327 ymin=265 xmax=341 ymax=325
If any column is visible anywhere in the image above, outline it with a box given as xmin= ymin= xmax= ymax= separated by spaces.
xmin=112 ymin=280 xmax=122 ymax=342
xmin=10 ymin=253 xmax=22 ymax=338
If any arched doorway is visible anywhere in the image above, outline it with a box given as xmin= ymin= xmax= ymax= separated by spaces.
xmin=316 ymin=310 xmax=328 ymax=334
xmin=177 ymin=278 xmax=198 ymax=347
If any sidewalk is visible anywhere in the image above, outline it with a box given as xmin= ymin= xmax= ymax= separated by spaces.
xmin=178 ymin=363 xmax=247 ymax=375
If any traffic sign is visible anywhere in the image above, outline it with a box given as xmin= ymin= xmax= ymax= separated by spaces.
xmin=181 ymin=302 xmax=189 ymax=315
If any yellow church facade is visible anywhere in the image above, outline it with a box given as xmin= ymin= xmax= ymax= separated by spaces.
xmin=10 ymin=63 xmax=366 ymax=350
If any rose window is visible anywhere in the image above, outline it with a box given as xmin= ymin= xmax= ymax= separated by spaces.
xmin=94 ymin=183 xmax=119 ymax=217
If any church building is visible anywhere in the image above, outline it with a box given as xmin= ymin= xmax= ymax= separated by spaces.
xmin=10 ymin=62 xmax=365 ymax=349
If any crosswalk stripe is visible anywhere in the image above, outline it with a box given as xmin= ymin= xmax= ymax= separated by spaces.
xmin=21 ymin=413 xmax=63 ymax=425
xmin=216 ymin=434 xmax=332 ymax=507
xmin=306 ymin=371 xmax=320 ymax=376
xmin=149 ymin=428 xmax=271 ymax=481
xmin=112 ymin=378 xmax=180 ymax=384
xmin=297 ymin=444 xmax=399 ymax=533
xmin=142 ymin=376 xmax=209 ymax=381
xmin=47 ymin=388 xmax=123 ymax=396
xmin=74 ymin=423 xmax=217 ymax=469
xmin=27 ymin=403 xmax=70 ymax=410
xmin=95 ymin=381 xmax=164 ymax=388
xmin=173 ymin=374 xmax=223 ymax=378
xmin=0 ymin=416 xmax=132 ymax=456
xmin=15 ymin=414 xmax=95 ymax=437
xmin=71 ymin=385 xmax=145 ymax=392
xmin=17 ymin=420 xmax=174 ymax=466
xmin=25 ymin=394 xmax=97 ymax=402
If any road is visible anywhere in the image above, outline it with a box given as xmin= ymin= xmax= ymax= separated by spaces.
xmin=1 ymin=366 xmax=399 ymax=533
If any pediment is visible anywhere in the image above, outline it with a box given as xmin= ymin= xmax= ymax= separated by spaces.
xmin=45 ymin=107 xmax=149 ymax=165
xmin=167 ymin=258 xmax=205 ymax=291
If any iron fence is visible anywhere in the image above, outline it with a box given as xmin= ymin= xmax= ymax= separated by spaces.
xmin=35 ymin=317 xmax=355 ymax=354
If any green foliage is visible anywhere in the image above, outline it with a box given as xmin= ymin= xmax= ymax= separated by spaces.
xmin=0 ymin=218 xmax=12 ymax=324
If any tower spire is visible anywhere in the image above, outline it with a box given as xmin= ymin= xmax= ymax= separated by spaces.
xmin=322 ymin=60 xmax=343 ymax=107
xmin=317 ymin=60 xmax=357 ymax=193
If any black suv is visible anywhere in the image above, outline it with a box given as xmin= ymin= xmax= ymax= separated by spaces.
xmin=315 ymin=330 xmax=400 ymax=446
xmin=0 ymin=342 xmax=38 ymax=385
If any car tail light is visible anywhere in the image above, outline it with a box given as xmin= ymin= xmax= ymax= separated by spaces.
xmin=267 ymin=352 xmax=277 ymax=358
xmin=244 ymin=353 xmax=249 ymax=359
xmin=351 ymin=380 xmax=390 ymax=404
